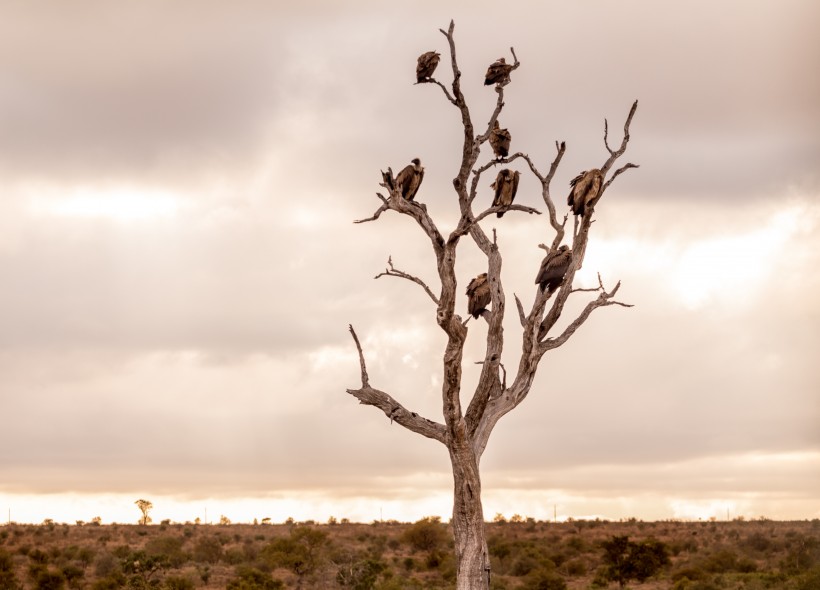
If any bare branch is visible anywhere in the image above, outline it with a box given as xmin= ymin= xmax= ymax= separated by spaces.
xmin=426 ymin=78 xmax=458 ymax=106
xmin=602 ymin=162 xmax=640 ymax=193
xmin=354 ymin=194 xmax=390 ymax=224
xmin=601 ymin=100 xmax=639 ymax=176
xmin=374 ymin=256 xmax=440 ymax=305
xmin=348 ymin=324 xmax=369 ymax=388
xmin=538 ymin=278 xmax=633 ymax=348
xmin=604 ymin=118 xmax=614 ymax=155
xmin=346 ymin=325 xmax=446 ymax=444
xmin=514 ymin=293 xmax=526 ymax=327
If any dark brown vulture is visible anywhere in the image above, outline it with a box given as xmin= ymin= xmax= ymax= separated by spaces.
xmin=466 ymin=273 xmax=491 ymax=319
xmin=416 ymin=51 xmax=440 ymax=82
xmin=535 ymin=245 xmax=572 ymax=293
xmin=490 ymin=169 xmax=520 ymax=217
xmin=489 ymin=120 xmax=511 ymax=159
xmin=484 ymin=57 xmax=514 ymax=86
xmin=394 ymin=158 xmax=425 ymax=201
xmin=567 ymin=168 xmax=604 ymax=216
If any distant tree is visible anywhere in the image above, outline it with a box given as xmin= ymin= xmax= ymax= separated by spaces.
xmin=403 ymin=517 xmax=449 ymax=554
xmin=219 ymin=515 xmax=232 ymax=525
xmin=345 ymin=20 xmax=638 ymax=590
xmin=135 ymin=499 xmax=153 ymax=526
xmin=598 ymin=535 xmax=669 ymax=589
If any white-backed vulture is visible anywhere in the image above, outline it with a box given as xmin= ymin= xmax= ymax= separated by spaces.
xmin=535 ymin=245 xmax=572 ymax=293
xmin=484 ymin=57 xmax=514 ymax=86
xmin=489 ymin=120 xmax=511 ymax=159
xmin=490 ymin=169 xmax=520 ymax=218
xmin=416 ymin=51 xmax=440 ymax=82
xmin=394 ymin=158 xmax=425 ymax=201
xmin=567 ymin=168 xmax=604 ymax=216
xmin=466 ymin=273 xmax=491 ymax=319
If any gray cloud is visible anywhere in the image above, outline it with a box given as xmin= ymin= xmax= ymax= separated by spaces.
xmin=0 ymin=1 xmax=818 ymax=520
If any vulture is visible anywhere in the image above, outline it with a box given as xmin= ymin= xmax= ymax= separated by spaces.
xmin=484 ymin=57 xmax=514 ymax=86
xmin=466 ymin=273 xmax=491 ymax=319
xmin=489 ymin=120 xmax=511 ymax=159
xmin=416 ymin=51 xmax=441 ymax=82
xmin=490 ymin=169 xmax=520 ymax=217
xmin=535 ymin=245 xmax=572 ymax=293
xmin=567 ymin=168 xmax=604 ymax=217
xmin=394 ymin=158 xmax=425 ymax=201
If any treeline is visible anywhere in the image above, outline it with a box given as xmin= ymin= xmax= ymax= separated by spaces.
xmin=1 ymin=517 xmax=819 ymax=589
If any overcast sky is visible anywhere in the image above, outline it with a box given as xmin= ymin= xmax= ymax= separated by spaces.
xmin=1 ymin=0 xmax=818 ymax=525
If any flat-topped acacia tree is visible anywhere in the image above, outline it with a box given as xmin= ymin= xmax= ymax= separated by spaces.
xmin=346 ymin=21 xmax=638 ymax=590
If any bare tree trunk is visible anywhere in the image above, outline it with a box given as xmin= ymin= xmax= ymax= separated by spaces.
xmin=450 ymin=443 xmax=489 ymax=590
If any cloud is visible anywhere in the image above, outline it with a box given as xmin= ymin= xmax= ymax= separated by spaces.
xmin=0 ymin=1 xmax=818 ymax=521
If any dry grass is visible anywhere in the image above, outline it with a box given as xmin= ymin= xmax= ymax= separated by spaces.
xmin=1 ymin=517 xmax=818 ymax=589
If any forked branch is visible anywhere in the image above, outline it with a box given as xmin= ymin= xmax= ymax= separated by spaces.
xmin=375 ymin=256 xmax=440 ymax=305
xmin=346 ymin=325 xmax=447 ymax=443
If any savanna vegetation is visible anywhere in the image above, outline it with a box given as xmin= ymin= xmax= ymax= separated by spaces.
xmin=1 ymin=517 xmax=818 ymax=589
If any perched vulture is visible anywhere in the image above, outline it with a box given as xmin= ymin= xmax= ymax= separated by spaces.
xmin=484 ymin=57 xmax=514 ymax=86
xmin=490 ymin=169 xmax=520 ymax=217
xmin=535 ymin=245 xmax=572 ymax=293
xmin=416 ymin=51 xmax=441 ymax=82
xmin=466 ymin=273 xmax=491 ymax=319
xmin=567 ymin=168 xmax=604 ymax=216
xmin=394 ymin=158 xmax=425 ymax=201
xmin=489 ymin=120 xmax=511 ymax=159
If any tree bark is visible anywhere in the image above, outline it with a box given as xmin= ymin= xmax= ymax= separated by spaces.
xmin=450 ymin=441 xmax=490 ymax=589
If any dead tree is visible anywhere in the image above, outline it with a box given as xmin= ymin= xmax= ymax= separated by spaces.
xmin=347 ymin=21 xmax=638 ymax=590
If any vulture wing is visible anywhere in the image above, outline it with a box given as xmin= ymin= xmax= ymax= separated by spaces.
xmin=485 ymin=60 xmax=513 ymax=86
xmin=489 ymin=123 xmax=511 ymax=158
xmin=416 ymin=51 xmax=441 ymax=82
xmin=535 ymin=248 xmax=572 ymax=292
xmin=581 ymin=169 xmax=604 ymax=214
xmin=405 ymin=167 xmax=423 ymax=201
xmin=467 ymin=274 xmax=491 ymax=319
xmin=395 ymin=164 xmax=413 ymax=198
xmin=568 ymin=169 xmax=603 ymax=216
xmin=490 ymin=170 xmax=505 ymax=208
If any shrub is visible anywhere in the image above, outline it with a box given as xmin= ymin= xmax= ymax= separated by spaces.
xmin=226 ymin=566 xmax=283 ymax=590
xmin=522 ymin=568 xmax=567 ymax=590
xmin=336 ymin=557 xmax=386 ymax=589
xmin=163 ymin=575 xmax=195 ymax=590
xmin=0 ymin=548 xmax=21 ymax=590
xmin=145 ymin=536 xmax=188 ymax=568
xmin=402 ymin=517 xmax=449 ymax=554
xmin=598 ymin=535 xmax=669 ymax=589
xmin=193 ymin=537 xmax=223 ymax=564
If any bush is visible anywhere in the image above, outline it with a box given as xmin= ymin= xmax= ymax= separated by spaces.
xmin=163 ymin=575 xmax=195 ymax=590
xmin=522 ymin=569 xmax=567 ymax=590
xmin=402 ymin=517 xmax=449 ymax=554
xmin=598 ymin=535 xmax=669 ymax=588
xmin=0 ymin=548 xmax=21 ymax=590
xmin=193 ymin=537 xmax=223 ymax=564
xmin=145 ymin=536 xmax=188 ymax=568
xmin=226 ymin=566 xmax=283 ymax=590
